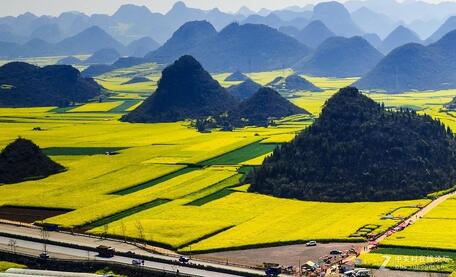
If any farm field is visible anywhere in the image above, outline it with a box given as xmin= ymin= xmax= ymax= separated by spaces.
xmin=359 ymin=248 xmax=456 ymax=273
xmin=2 ymin=62 xmax=456 ymax=254
xmin=382 ymin=197 xmax=456 ymax=251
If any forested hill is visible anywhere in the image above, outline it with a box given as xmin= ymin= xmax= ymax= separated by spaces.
xmin=121 ymin=55 xmax=238 ymax=123
xmin=0 ymin=62 xmax=101 ymax=107
xmin=0 ymin=138 xmax=65 ymax=184
xmin=249 ymin=87 xmax=456 ymax=202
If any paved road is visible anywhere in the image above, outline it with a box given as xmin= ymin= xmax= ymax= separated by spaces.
xmin=374 ymin=191 xmax=456 ymax=246
xmin=0 ymin=236 xmax=245 ymax=277
xmin=0 ymin=223 xmax=266 ymax=277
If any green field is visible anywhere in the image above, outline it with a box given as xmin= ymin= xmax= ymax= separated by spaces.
xmin=1 ymin=62 xmax=456 ymax=255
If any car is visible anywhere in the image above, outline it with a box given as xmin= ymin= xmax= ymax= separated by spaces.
xmin=306 ymin=241 xmax=317 ymax=247
xmin=329 ymin=249 xmax=343 ymax=255
xmin=132 ymin=259 xmax=142 ymax=266
xmin=39 ymin=252 xmax=49 ymax=260
xmin=265 ymin=266 xmax=281 ymax=276
xmin=179 ymin=256 xmax=190 ymax=263
xmin=355 ymin=268 xmax=371 ymax=276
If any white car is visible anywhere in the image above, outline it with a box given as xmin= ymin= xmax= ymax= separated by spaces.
xmin=306 ymin=241 xmax=317 ymax=247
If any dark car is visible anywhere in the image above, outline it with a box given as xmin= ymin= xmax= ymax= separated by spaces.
xmin=330 ymin=250 xmax=343 ymax=255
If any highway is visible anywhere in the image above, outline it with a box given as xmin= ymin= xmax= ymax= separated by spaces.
xmin=0 ymin=223 xmax=266 ymax=277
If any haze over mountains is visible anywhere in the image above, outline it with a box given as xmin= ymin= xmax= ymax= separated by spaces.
xmin=356 ymin=30 xmax=456 ymax=92
xmin=1 ymin=0 xmax=456 ymax=56
xmin=294 ymin=36 xmax=383 ymax=77
xmin=147 ymin=21 xmax=311 ymax=72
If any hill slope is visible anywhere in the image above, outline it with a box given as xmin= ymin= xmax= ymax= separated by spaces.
xmin=311 ymin=1 xmax=363 ymax=37
xmin=294 ymin=36 xmax=383 ymax=77
xmin=122 ymin=55 xmax=238 ymax=122
xmin=295 ymin=20 xmax=335 ymax=49
xmin=0 ymin=62 xmax=101 ymax=107
xmin=268 ymin=74 xmax=323 ymax=92
xmin=84 ymin=48 xmax=121 ymax=65
xmin=0 ymin=138 xmax=65 ymax=184
xmin=355 ymin=30 xmax=456 ymax=92
xmin=227 ymin=79 xmax=262 ymax=100
xmin=381 ymin=25 xmax=421 ymax=54
xmin=249 ymin=87 xmax=456 ymax=202
xmin=233 ymin=87 xmax=308 ymax=126
xmin=146 ymin=22 xmax=311 ymax=72
xmin=56 ymin=26 xmax=125 ymax=55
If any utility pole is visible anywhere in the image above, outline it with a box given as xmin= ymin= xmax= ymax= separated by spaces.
xmin=8 ymin=239 xmax=16 ymax=254
xmin=40 ymin=227 xmax=49 ymax=254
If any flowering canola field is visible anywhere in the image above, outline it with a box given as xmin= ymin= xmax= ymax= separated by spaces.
xmin=0 ymin=65 xmax=455 ymax=253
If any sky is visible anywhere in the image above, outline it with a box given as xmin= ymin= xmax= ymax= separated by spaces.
xmin=0 ymin=0 xmax=454 ymax=17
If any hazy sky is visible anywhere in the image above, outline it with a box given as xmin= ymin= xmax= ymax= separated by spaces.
xmin=1 ymin=0 xmax=455 ymax=16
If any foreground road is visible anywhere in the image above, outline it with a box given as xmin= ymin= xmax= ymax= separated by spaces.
xmin=0 ymin=235 xmax=242 ymax=277
xmin=0 ymin=223 xmax=266 ymax=277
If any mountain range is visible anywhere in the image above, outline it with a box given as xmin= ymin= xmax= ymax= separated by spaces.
xmin=293 ymin=36 xmax=383 ymax=77
xmin=145 ymin=21 xmax=311 ymax=72
xmin=355 ymin=30 xmax=456 ymax=92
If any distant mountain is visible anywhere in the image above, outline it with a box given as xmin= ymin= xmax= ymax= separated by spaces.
xmin=122 ymin=55 xmax=238 ymax=123
xmin=0 ymin=41 xmax=21 ymax=57
xmin=295 ymin=20 xmax=335 ymax=48
xmin=345 ymin=0 xmax=456 ymax=29
xmin=362 ymin=33 xmax=382 ymax=49
xmin=236 ymin=6 xmax=255 ymax=17
xmin=268 ymin=74 xmax=322 ymax=92
xmin=56 ymin=56 xmax=83 ymax=65
xmin=278 ymin=26 xmax=300 ymax=38
xmin=242 ymin=14 xmax=286 ymax=29
xmin=0 ymin=24 xmax=27 ymax=44
xmin=56 ymin=26 xmax=125 ymax=55
xmin=147 ymin=22 xmax=311 ymax=72
xmin=311 ymin=1 xmax=363 ymax=37
xmin=233 ymin=87 xmax=308 ymax=126
xmin=408 ymin=19 xmax=442 ymax=42
xmin=426 ymin=16 xmax=456 ymax=44
xmin=249 ymin=87 xmax=456 ymax=202
xmin=225 ymin=71 xmax=249 ymax=82
xmin=126 ymin=37 xmax=160 ymax=57
xmin=237 ymin=6 xmax=255 ymax=17
xmin=30 ymin=23 xmax=63 ymax=43
xmin=355 ymin=30 xmax=456 ymax=92
xmin=0 ymin=138 xmax=65 ymax=184
xmin=121 ymin=76 xmax=150 ymax=85
xmin=294 ymin=36 xmax=383 ymax=77
xmin=227 ymin=79 xmax=262 ymax=100
xmin=145 ymin=21 xmax=217 ymax=64
xmin=165 ymin=1 xmax=244 ymax=31
xmin=351 ymin=7 xmax=398 ymax=38
xmin=84 ymin=48 xmax=121 ymax=65
xmin=20 ymin=38 xmax=56 ymax=57
xmin=0 ymin=62 xmax=101 ymax=107
xmin=381 ymin=25 xmax=421 ymax=54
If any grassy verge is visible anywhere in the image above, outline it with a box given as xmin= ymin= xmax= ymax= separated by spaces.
xmin=0 ymin=261 xmax=26 ymax=272
xmin=109 ymin=100 xmax=141 ymax=113
xmin=186 ymin=188 xmax=234 ymax=206
xmin=43 ymin=147 xmax=128 ymax=156
xmin=83 ymin=199 xmax=170 ymax=229
xmin=112 ymin=167 xmax=198 ymax=195
xmin=199 ymin=142 xmax=278 ymax=165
